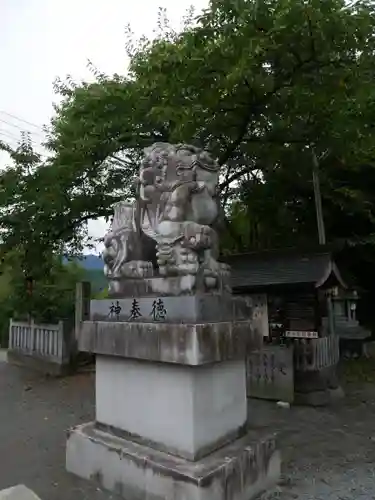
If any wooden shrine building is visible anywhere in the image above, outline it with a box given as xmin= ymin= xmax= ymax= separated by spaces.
xmin=225 ymin=249 xmax=347 ymax=340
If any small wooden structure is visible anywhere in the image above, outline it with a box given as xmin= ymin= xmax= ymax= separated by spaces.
xmin=226 ymin=249 xmax=346 ymax=404
xmin=226 ymin=249 xmax=347 ymax=340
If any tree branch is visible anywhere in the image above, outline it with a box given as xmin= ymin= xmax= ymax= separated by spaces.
xmin=217 ymin=55 xmax=317 ymax=166
xmin=110 ymin=154 xmax=130 ymax=166
xmin=46 ymin=206 xmax=115 ymax=243
xmin=307 ymin=15 xmax=317 ymax=60
xmin=244 ymin=135 xmax=308 ymax=144
xmin=219 ymin=165 xmax=257 ymax=192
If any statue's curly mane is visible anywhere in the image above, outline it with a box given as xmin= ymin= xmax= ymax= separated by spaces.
xmin=142 ymin=142 xmax=219 ymax=175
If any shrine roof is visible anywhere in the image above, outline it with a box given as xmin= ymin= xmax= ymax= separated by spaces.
xmin=224 ymin=248 xmax=347 ymax=291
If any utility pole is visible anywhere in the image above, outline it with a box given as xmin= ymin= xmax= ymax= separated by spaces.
xmin=312 ymin=148 xmax=326 ymax=245
xmin=311 ymin=147 xmax=335 ymax=336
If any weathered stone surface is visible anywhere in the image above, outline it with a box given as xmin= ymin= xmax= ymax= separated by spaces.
xmin=107 ymin=275 xmax=197 ymax=297
xmin=247 ymin=345 xmax=294 ymax=403
xmin=66 ymin=422 xmax=280 ymax=500
xmin=96 ymin=357 xmax=247 ymax=461
xmin=294 ymin=365 xmax=344 ymax=406
xmin=294 ymin=365 xmax=339 ymax=392
xmin=102 ymin=143 xmax=231 ymax=296
xmin=78 ymin=319 xmax=259 ymax=365
xmin=0 ymin=485 xmax=41 ymax=500
xmin=90 ymin=294 xmax=252 ymax=323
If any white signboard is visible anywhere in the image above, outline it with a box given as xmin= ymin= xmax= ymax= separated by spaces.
xmin=285 ymin=330 xmax=318 ymax=339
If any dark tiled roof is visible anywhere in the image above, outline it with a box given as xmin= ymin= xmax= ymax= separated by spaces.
xmin=224 ymin=251 xmax=340 ymax=289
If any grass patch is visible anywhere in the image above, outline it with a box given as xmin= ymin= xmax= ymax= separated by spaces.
xmin=341 ymin=358 xmax=375 ymax=383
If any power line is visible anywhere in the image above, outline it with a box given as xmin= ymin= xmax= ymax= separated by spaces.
xmin=0 ymin=129 xmax=45 ymax=148
xmin=0 ymin=110 xmax=45 ymax=132
xmin=0 ymin=134 xmax=49 ymax=161
xmin=0 ymin=129 xmax=25 ymax=143
xmin=0 ymin=130 xmax=49 ymax=154
xmin=0 ymin=118 xmax=46 ymax=140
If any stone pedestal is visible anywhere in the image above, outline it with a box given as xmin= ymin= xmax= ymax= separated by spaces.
xmin=66 ymin=295 xmax=280 ymax=499
xmin=95 ymin=356 xmax=247 ymax=460
xmin=294 ymin=335 xmax=344 ymax=406
xmin=67 ymin=423 xmax=279 ymax=500
xmin=294 ymin=365 xmax=344 ymax=406
xmin=0 ymin=486 xmax=41 ymax=500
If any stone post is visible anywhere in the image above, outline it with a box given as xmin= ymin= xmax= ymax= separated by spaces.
xmin=294 ymin=334 xmax=343 ymax=406
xmin=74 ymin=281 xmax=91 ymax=338
xmin=30 ymin=318 xmax=36 ymax=352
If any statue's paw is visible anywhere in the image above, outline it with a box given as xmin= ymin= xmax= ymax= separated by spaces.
xmin=190 ymin=225 xmax=212 ymax=248
xmin=204 ymin=276 xmax=217 ymax=289
xmin=179 ymin=263 xmax=199 ymax=275
xmin=138 ymin=261 xmax=154 ymax=277
xmin=219 ymin=263 xmax=231 ymax=272
xmin=201 ymin=260 xmax=231 ymax=290
xmin=121 ymin=260 xmax=154 ymax=278
xmin=219 ymin=263 xmax=231 ymax=279
xmin=179 ymin=247 xmax=197 ymax=263
xmin=183 ymin=223 xmax=212 ymax=249
xmin=156 ymin=249 xmax=175 ymax=269
xmin=103 ymin=231 xmax=117 ymax=249
xmin=176 ymin=248 xmax=198 ymax=275
xmin=103 ymin=264 xmax=112 ymax=278
xmin=102 ymin=247 xmax=116 ymax=263
xmin=203 ymin=257 xmax=222 ymax=275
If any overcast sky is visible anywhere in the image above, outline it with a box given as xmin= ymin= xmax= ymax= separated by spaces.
xmin=0 ymin=0 xmax=208 ymax=254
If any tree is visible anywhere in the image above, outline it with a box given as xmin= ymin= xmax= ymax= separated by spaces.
xmin=0 ymin=249 xmax=85 ymax=346
xmin=0 ymin=135 xmax=64 ymax=274
xmin=2 ymin=0 xmax=375 ymax=256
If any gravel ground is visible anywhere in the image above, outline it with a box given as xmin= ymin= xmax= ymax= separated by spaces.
xmin=0 ymin=359 xmax=116 ymax=500
xmin=0 ymin=355 xmax=375 ymax=499
xmin=254 ymin=380 xmax=375 ymax=499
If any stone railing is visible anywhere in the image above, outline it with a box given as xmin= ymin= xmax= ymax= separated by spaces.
xmin=8 ymin=318 xmax=75 ymax=375
xmin=294 ymin=335 xmax=340 ymax=371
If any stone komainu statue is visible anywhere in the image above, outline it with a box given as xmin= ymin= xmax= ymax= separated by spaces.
xmin=102 ymin=143 xmax=230 ymax=295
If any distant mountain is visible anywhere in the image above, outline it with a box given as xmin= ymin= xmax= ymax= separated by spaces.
xmin=64 ymin=254 xmax=103 ymax=270
xmin=63 ymin=254 xmax=106 ymax=295
xmin=80 ymin=254 xmax=104 ymax=270
xmin=84 ymin=268 xmax=108 ymax=294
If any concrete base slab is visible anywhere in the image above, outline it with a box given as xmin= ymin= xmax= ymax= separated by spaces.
xmin=66 ymin=422 xmax=280 ymax=500
xmin=0 ymin=485 xmax=41 ymax=500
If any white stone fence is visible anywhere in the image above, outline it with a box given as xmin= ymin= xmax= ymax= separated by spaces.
xmin=8 ymin=318 xmax=75 ymax=375
xmin=294 ymin=335 xmax=340 ymax=371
